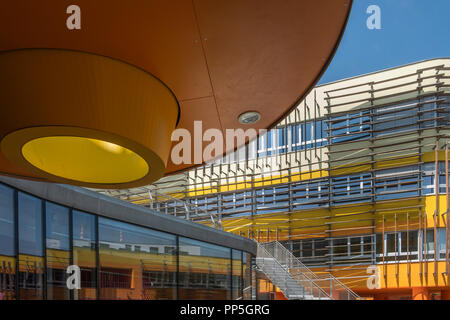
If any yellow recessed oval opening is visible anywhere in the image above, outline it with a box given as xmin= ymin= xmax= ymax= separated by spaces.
xmin=21 ymin=136 xmax=149 ymax=184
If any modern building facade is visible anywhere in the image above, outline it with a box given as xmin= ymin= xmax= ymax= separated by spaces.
xmin=0 ymin=176 xmax=256 ymax=300
xmin=116 ymin=58 xmax=450 ymax=300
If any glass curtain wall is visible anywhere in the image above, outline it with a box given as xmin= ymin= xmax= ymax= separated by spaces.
xmin=0 ymin=183 xmax=254 ymax=300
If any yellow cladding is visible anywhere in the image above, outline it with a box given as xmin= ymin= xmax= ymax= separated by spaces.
xmin=185 ymin=169 xmax=328 ymax=197
xmin=203 ymin=195 xmax=447 ymax=238
xmin=181 ymin=154 xmax=443 ymax=198
xmin=301 ymin=263 xmax=449 ymax=292
xmin=378 ymin=262 xmax=449 ymax=288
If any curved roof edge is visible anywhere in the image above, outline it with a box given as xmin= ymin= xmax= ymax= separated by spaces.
xmin=318 ymin=57 xmax=450 ymax=88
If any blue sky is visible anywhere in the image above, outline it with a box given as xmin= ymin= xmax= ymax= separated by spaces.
xmin=319 ymin=0 xmax=450 ymax=84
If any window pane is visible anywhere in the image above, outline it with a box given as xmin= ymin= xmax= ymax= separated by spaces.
xmin=408 ymin=231 xmax=418 ymax=253
xmin=438 ymin=228 xmax=446 ymax=259
xmin=376 ymin=234 xmax=383 ymax=255
xmin=18 ymin=254 xmax=44 ymax=300
xmin=350 ymin=237 xmax=361 ymax=255
xmin=46 ymin=202 xmax=70 ymax=250
xmin=314 ymin=239 xmax=327 ymax=259
xmin=302 ymin=240 xmax=313 ymax=258
xmin=400 ymin=232 xmax=408 ymax=253
xmin=426 ymin=230 xmax=435 ymax=252
xmin=73 ymin=210 xmax=97 ymax=300
xmin=99 ymin=218 xmax=177 ymax=300
xmin=232 ymin=250 xmax=242 ymax=300
xmin=179 ymin=237 xmax=231 ymax=300
xmin=0 ymin=185 xmax=14 ymax=256
xmin=0 ymin=255 xmax=16 ymax=300
xmin=333 ymin=238 xmax=348 ymax=256
xmin=46 ymin=202 xmax=70 ymax=300
xmin=386 ymin=233 xmax=397 ymax=254
xmin=18 ymin=192 xmax=43 ymax=256
xmin=243 ymin=252 xmax=252 ymax=300
xmin=363 ymin=236 xmax=372 ymax=254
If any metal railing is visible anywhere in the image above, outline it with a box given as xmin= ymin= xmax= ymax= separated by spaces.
xmin=148 ymin=189 xmax=223 ymax=229
xmin=256 ymin=243 xmax=330 ymax=300
xmin=97 ymin=187 xmax=223 ymax=229
xmin=260 ymin=241 xmax=361 ymax=300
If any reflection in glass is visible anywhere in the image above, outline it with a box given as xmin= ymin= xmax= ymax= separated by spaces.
xmin=243 ymin=252 xmax=252 ymax=300
xmin=46 ymin=202 xmax=70 ymax=300
xmin=438 ymin=228 xmax=446 ymax=259
xmin=0 ymin=256 xmax=15 ymax=300
xmin=0 ymin=185 xmax=14 ymax=256
xmin=232 ymin=249 xmax=242 ymax=300
xmin=257 ymin=277 xmax=275 ymax=300
xmin=73 ymin=210 xmax=97 ymax=300
xmin=18 ymin=255 xmax=44 ymax=300
xmin=179 ymin=237 xmax=231 ymax=300
xmin=99 ymin=218 xmax=177 ymax=300
xmin=18 ymin=193 xmax=44 ymax=300
xmin=0 ymin=184 xmax=255 ymax=300
xmin=18 ymin=192 xmax=43 ymax=256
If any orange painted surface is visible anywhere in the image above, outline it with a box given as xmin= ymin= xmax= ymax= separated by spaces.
xmin=0 ymin=0 xmax=352 ymax=181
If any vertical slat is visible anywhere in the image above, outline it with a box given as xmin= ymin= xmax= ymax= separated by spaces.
xmin=434 ymin=140 xmax=439 ymax=276
xmin=446 ymin=143 xmax=449 ymax=276
xmin=395 ymin=214 xmax=399 ymax=279
xmin=424 ymin=214 xmax=428 ymax=278
xmin=382 ymin=215 xmax=386 ymax=283
xmin=419 ymin=211 xmax=423 ymax=278
xmin=407 ymin=212 xmax=410 ymax=279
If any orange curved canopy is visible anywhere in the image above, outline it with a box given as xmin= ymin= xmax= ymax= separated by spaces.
xmin=0 ymin=0 xmax=352 ymax=184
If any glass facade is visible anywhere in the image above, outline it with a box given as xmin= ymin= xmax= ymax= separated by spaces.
xmin=231 ymin=249 xmax=242 ymax=300
xmin=0 ymin=184 xmax=15 ymax=300
xmin=178 ymin=237 xmax=232 ymax=300
xmin=72 ymin=210 xmax=97 ymax=300
xmin=46 ymin=202 xmax=70 ymax=300
xmin=0 ymin=182 xmax=254 ymax=300
xmin=18 ymin=192 xmax=44 ymax=300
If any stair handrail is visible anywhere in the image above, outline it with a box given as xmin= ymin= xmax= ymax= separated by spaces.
xmin=256 ymin=243 xmax=298 ymax=299
xmin=262 ymin=241 xmax=361 ymax=300
xmin=276 ymin=240 xmax=360 ymax=300
xmin=256 ymin=242 xmax=330 ymax=300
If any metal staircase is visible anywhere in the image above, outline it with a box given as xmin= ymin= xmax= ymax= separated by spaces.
xmin=256 ymin=241 xmax=361 ymax=300
xmin=256 ymin=243 xmax=330 ymax=300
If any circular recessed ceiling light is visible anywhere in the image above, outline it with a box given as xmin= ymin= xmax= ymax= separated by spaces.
xmin=21 ymin=136 xmax=149 ymax=184
xmin=238 ymin=111 xmax=261 ymax=125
